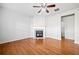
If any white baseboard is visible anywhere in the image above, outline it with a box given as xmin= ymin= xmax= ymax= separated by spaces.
xmin=0 ymin=37 xmax=31 ymax=44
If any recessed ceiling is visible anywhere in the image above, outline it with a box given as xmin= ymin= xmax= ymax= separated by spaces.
xmin=1 ymin=3 xmax=79 ymax=16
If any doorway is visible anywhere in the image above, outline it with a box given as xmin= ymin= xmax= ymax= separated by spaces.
xmin=61 ymin=14 xmax=74 ymax=40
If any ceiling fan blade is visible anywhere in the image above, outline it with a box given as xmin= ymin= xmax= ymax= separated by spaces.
xmin=47 ymin=4 xmax=56 ymax=8
xmin=46 ymin=9 xmax=49 ymax=13
xmin=37 ymin=9 xmax=41 ymax=13
xmin=33 ymin=6 xmax=41 ymax=8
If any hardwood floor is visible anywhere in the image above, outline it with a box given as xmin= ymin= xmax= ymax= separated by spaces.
xmin=0 ymin=37 xmax=79 ymax=55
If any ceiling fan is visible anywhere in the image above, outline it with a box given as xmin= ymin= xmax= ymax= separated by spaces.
xmin=33 ymin=3 xmax=57 ymax=13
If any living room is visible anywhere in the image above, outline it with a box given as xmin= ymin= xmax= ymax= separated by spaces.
xmin=0 ymin=3 xmax=79 ymax=55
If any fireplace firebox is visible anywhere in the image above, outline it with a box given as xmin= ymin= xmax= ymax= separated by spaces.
xmin=36 ymin=30 xmax=43 ymax=37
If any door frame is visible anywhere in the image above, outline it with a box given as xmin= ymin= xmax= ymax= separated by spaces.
xmin=61 ymin=13 xmax=75 ymax=41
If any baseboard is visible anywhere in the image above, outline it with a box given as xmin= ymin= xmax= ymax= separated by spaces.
xmin=46 ymin=36 xmax=61 ymax=40
xmin=0 ymin=37 xmax=32 ymax=44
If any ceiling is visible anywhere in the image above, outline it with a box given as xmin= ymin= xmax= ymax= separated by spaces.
xmin=1 ymin=3 xmax=79 ymax=16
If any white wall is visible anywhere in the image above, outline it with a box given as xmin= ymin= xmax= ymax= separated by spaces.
xmin=32 ymin=16 xmax=45 ymax=27
xmin=45 ymin=15 xmax=61 ymax=40
xmin=0 ymin=7 xmax=31 ymax=44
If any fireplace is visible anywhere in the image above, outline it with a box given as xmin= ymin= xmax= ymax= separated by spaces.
xmin=36 ymin=30 xmax=43 ymax=37
xmin=32 ymin=27 xmax=45 ymax=38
